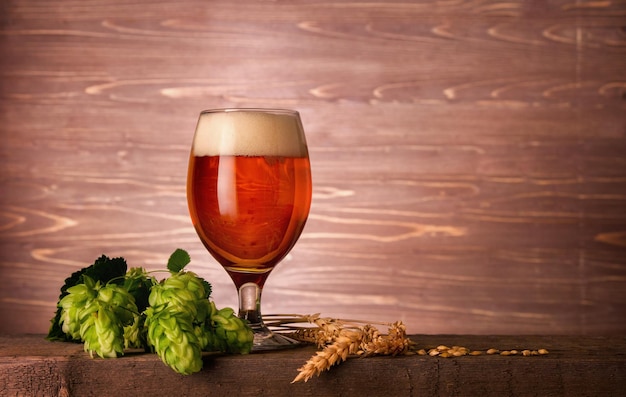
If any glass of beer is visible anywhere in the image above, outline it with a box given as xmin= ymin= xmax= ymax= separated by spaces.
xmin=187 ymin=108 xmax=312 ymax=350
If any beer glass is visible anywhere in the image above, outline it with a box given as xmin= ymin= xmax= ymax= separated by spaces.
xmin=187 ymin=108 xmax=312 ymax=350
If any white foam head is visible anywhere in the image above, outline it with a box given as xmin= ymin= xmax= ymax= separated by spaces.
xmin=192 ymin=109 xmax=308 ymax=157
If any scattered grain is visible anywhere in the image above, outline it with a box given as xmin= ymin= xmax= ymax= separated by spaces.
xmin=271 ymin=313 xmax=553 ymax=383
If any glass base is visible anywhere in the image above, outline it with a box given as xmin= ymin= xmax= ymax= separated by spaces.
xmin=236 ymin=282 xmax=304 ymax=351
xmin=250 ymin=326 xmax=304 ymax=351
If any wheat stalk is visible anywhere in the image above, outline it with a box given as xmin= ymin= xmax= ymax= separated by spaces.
xmin=292 ymin=330 xmax=363 ymax=383
xmin=264 ymin=314 xmax=413 ymax=383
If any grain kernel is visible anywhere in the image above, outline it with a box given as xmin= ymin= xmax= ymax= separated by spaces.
xmin=436 ymin=345 xmax=449 ymax=351
xmin=470 ymin=350 xmax=482 ymax=356
xmin=428 ymin=349 xmax=440 ymax=356
xmin=452 ymin=350 xmax=466 ymax=357
xmin=500 ymin=350 xmax=511 ymax=356
xmin=417 ymin=349 xmax=427 ymax=356
xmin=486 ymin=348 xmax=499 ymax=355
xmin=522 ymin=350 xmax=531 ymax=356
xmin=439 ymin=352 xmax=451 ymax=358
xmin=538 ymin=348 xmax=549 ymax=355
xmin=510 ymin=350 xmax=518 ymax=355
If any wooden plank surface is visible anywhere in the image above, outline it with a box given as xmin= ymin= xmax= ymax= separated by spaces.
xmin=1 ymin=334 xmax=625 ymax=397
xmin=1 ymin=1 xmax=626 ymax=336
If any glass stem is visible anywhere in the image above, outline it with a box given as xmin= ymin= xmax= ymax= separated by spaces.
xmin=236 ymin=281 xmax=301 ymax=350
xmin=238 ymin=282 xmax=265 ymax=329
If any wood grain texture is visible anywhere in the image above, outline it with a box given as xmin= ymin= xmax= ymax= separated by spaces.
xmin=1 ymin=0 xmax=625 ymax=335
xmin=1 ymin=334 xmax=625 ymax=396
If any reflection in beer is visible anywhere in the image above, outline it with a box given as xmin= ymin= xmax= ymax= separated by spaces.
xmin=217 ymin=156 xmax=237 ymax=218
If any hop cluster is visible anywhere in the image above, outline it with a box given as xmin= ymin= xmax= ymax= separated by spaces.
xmin=144 ymin=271 xmax=253 ymax=374
xmin=58 ymin=275 xmax=138 ymax=358
xmin=52 ymin=250 xmax=254 ymax=376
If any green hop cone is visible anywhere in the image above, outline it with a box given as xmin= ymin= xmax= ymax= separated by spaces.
xmin=144 ymin=305 xmax=203 ymax=375
xmin=78 ymin=283 xmax=139 ymax=358
xmin=208 ymin=302 xmax=254 ymax=354
xmin=143 ymin=271 xmax=214 ymax=374
xmin=81 ymin=303 xmax=125 ymax=358
xmin=58 ymin=277 xmax=99 ymax=340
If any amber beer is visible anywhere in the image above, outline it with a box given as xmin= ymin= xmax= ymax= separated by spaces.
xmin=187 ymin=110 xmax=312 ymax=287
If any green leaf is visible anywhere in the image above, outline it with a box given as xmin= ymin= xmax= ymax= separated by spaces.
xmin=167 ymin=249 xmax=191 ymax=273
xmin=123 ymin=267 xmax=155 ymax=313
xmin=200 ymin=278 xmax=212 ymax=299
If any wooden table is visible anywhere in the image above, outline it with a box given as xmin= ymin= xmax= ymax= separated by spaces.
xmin=1 ymin=334 xmax=624 ymax=396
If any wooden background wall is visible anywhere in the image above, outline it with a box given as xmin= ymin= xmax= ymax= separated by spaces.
xmin=1 ymin=0 xmax=625 ymax=336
